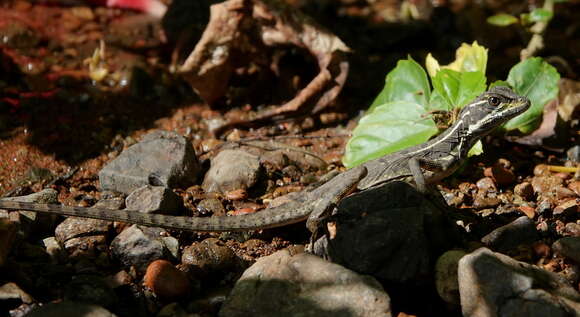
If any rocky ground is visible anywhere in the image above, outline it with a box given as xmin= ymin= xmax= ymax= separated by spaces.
xmin=0 ymin=1 xmax=579 ymax=317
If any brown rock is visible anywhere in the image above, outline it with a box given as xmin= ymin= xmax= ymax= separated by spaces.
xmin=476 ymin=177 xmax=497 ymax=192
xmin=531 ymin=176 xmax=564 ymax=195
xmin=225 ymin=189 xmax=247 ymax=200
xmin=568 ymin=181 xmax=580 ymax=196
xmin=564 ymin=223 xmax=580 ymax=237
xmin=181 ymin=238 xmax=237 ymax=274
xmin=488 ymin=161 xmax=516 ymax=186
xmin=143 ymin=260 xmax=191 ymax=300
xmin=553 ymin=199 xmax=578 ymax=215
xmin=514 ymin=182 xmax=534 ymax=201
xmin=533 ymin=164 xmax=550 ymax=176
xmin=473 ymin=195 xmax=501 ymax=209
xmin=55 ymin=217 xmax=112 ymax=259
xmin=518 ymin=206 xmax=536 ymax=219
xmin=556 ymin=187 xmax=577 ymax=200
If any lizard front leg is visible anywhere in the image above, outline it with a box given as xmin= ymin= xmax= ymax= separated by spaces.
xmin=408 ymin=156 xmax=457 ymax=194
xmin=305 ymin=166 xmax=367 ymax=249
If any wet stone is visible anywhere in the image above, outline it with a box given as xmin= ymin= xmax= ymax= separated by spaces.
xmin=481 ymin=216 xmax=540 ymax=253
xmin=111 ymin=225 xmax=169 ymax=271
xmin=125 ymin=185 xmax=182 ymax=214
xmin=552 ymin=237 xmax=580 ymax=263
xmin=202 ymin=149 xmax=262 ymax=194
xmin=219 ymin=249 xmax=392 ymax=317
xmin=99 ymin=130 xmax=200 ymax=194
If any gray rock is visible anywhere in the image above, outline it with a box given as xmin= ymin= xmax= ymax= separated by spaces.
xmin=567 ymin=145 xmax=580 ymax=163
xmin=42 ymin=236 xmax=67 ymax=262
xmin=64 ymin=275 xmax=117 ymax=308
xmin=26 ymin=301 xmax=116 ymax=317
xmin=99 ymin=130 xmax=199 ymax=194
xmin=202 ymin=149 xmax=262 ymax=193
xmin=219 ymin=249 xmax=392 ymax=317
xmin=435 ymin=250 xmax=466 ymax=305
xmin=481 ymin=216 xmax=540 ymax=252
xmin=53 ymin=199 xmax=121 ymax=260
xmin=125 ymin=185 xmax=182 ymax=214
xmin=222 ymin=140 xmax=327 ymax=172
xmin=1 ymin=188 xmax=58 ymax=204
xmin=458 ymin=247 xmax=580 ymax=317
xmin=1 ymin=188 xmax=59 ymax=237
xmin=111 ymin=225 xmax=169 ymax=271
xmin=313 ymin=181 xmax=456 ymax=282
xmin=553 ymin=237 xmax=580 ymax=263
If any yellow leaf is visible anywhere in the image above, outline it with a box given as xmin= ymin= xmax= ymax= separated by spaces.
xmin=425 ymin=41 xmax=488 ymax=77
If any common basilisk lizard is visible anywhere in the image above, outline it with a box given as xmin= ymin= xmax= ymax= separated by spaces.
xmin=0 ymin=87 xmax=530 ymax=232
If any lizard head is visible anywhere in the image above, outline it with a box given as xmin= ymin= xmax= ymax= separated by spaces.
xmin=458 ymin=86 xmax=531 ymax=136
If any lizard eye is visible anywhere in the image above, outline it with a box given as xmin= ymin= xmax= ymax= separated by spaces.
xmin=488 ymin=96 xmax=501 ymax=107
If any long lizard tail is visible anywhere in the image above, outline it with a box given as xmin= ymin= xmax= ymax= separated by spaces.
xmin=0 ymin=166 xmax=367 ymax=232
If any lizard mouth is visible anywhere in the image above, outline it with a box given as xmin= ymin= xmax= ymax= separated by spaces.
xmin=498 ymin=97 xmax=531 ymax=119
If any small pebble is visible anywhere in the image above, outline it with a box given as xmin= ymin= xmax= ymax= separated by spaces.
xmin=476 ymin=177 xmax=497 ymax=192
xmin=568 ymin=181 xmax=580 ymax=196
xmin=225 ymin=189 xmax=247 ymax=201
xmin=514 ymin=182 xmax=534 ymax=201
xmin=143 ymin=260 xmax=191 ymax=300
xmin=553 ymin=200 xmax=578 ymax=215
xmin=518 ymin=206 xmax=536 ymax=219
xmin=533 ymin=164 xmax=550 ymax=176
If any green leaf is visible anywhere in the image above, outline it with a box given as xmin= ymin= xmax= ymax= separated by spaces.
xmin=428 ymin=89 xmax=450 ymax=112
xmin=504 ymin=57 xmax=560 ymax=133
xmin=529 ymin=8 xmax=553 ymax=23
xmin=431 ymin=69 xmax=487 ymax=109
xmin=342 ymin=101 xmax=438 ymax=168
xmin=487 ymin=14 xmax=519 ymax=26
xmin=489 ymin=80 xmax=509 ymax=89
xmin=369 ymin=58 xmax=430 ymax=111
xmin=468 ymin=141 xmax=483 ymax=157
